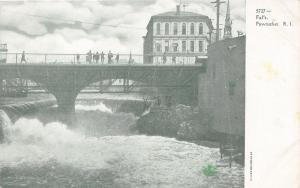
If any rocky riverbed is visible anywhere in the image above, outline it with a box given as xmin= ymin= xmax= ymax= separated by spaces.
xmin=0 ymin=94 xmax=244 ymax=187
xmin=136 ymin=104 xmax=245 ymax=165
xmin=137 ymin=104 xmax=213 ymax=141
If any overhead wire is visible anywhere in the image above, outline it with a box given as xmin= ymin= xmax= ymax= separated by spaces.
xmin=0 ymin=9 xmax=146 ymax=30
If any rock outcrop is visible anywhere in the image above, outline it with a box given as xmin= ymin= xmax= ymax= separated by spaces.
xmin=137 ymin=104 xmax=212 ymax=140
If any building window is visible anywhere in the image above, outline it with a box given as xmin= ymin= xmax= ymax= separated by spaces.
xmin=199 ymin=23 xmax=203 ymax=35
xmin=190 ymin=23 xmax=194 ymax=35
xmin=229 ymin=81 xmax=236 ymax=96
xmin=182 ymin=41 xmax=186 ymax=52
xmin=173 ymin=23 xmax=178 ymax=35
xmin=190 ymin=41 xmax=194 ymax=52
xmin=182 ymin=23 xmax=186 ymax=35
xmin=199 ymin=41 xmax=203 ymax=52
xmin=156 ymin=23 xmax=161 ymax=35
xmin=165 ymin=40 xmax=169 ymax=52
xmin=165 ymin=23 xmax=169 ymax=35
xmin=155 ymin=43 xmax=161 ymax=52
xmin=173 ymin=43 xmax=178 ymax=52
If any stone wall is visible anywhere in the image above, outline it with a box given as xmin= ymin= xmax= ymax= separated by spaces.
xmin=198 ymin=36 xmax=245 ymax=137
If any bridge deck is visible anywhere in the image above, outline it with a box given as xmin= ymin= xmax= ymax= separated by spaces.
xmin=0 ymin=64 xmax=205 ymax=72
xmin=2 ymin=53 xmax=206 ymax=65
xmin=0 ymin=63 xmax=203 ymax=67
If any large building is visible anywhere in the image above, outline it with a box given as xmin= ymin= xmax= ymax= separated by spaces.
xmin=143 ymin=5 xmax=213 ymax=64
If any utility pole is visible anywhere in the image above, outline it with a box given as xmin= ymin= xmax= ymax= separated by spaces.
xmin=211 ymin=0 xmax=225 ymax=41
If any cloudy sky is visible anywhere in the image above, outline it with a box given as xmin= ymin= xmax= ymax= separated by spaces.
xmin=0 ymin=0 xmax=245 ymax=54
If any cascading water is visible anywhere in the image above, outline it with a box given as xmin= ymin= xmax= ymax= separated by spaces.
xmin=0 ymin=110 xmax=13 ymax=143
xmin=0 ymin=101 xmax=244 ymax=188
xmin=75 ymin=103 xmax=113 ymax=113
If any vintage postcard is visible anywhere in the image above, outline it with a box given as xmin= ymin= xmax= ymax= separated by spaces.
xmin=0 ymin=0 xmax=298 ymax=188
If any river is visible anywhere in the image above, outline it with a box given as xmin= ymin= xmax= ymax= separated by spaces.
xmin=0 ymin=97 xmax=244 ymax=188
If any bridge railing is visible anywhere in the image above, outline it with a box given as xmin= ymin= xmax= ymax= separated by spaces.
xmin=4 ymin=53 xmax=144 ymax=65
xmin=2 ymin=53 xmax=207 ymax=65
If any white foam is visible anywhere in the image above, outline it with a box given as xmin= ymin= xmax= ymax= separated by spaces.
xmin=0 ymin=117 xmax=243 ymax=187
xmin=75 ymin=102 xmax=113 ymax=113
xmin=0 ymin=110 xmax=13 ymax=142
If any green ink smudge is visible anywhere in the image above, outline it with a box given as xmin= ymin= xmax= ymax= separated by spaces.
xmin=202 ymin=164 xmax=218 ymax=177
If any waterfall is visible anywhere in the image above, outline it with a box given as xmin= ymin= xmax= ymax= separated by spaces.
xmin=0 ymin=100 xmax=243 ymax=187
xmin=75 ymin=103 xmax=113 ymax=113
xmin=0 ymin=110 xmax=13 ymax=143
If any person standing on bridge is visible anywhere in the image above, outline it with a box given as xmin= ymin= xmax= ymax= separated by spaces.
xmin=115 ymin=53 xmax=119 ymax=64
xmin=128 ymin=52 xmax=133 ymax=64
xmin=21 ymin=51 xmax=26 ymax=64
xmin=88 ymin=50 xmax=93 ymax=64
xmin=86 ymin=50 xmax=91 ymax=64
xmin=92 ymin=53 xmax=96 ymax=63
xmin=108 ymin=51 xmax=113 ymax=64
xmin=95 ymin=52 xmax=100 ymax=64
xmin=101 ymin=51 xmax=105 ymax=64
xmin=76 ymin=54 xmax=80 ymax=64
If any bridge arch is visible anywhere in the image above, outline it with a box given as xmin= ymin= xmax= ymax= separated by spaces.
xmin=0 ymin=64 xmax=205 ymax=120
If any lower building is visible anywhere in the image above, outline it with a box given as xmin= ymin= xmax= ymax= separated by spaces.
xmin=198 ymin=36 xmax=245 ymax=139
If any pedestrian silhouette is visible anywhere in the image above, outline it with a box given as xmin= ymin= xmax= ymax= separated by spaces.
xmin=87 ymin=50 xmax=92 ymax=64
xmin=128 ymin=52 xmax=134 ymax=64
xmin=76 ymin=54 xmax=80 ymax=64
xmin=21 ymin=51 xmax=26 ymax=64
xmin=93 ymin=53 xmax=96 ymax=63
xmin=115 ymin=53 xmax=119 ymax=64
xmin=101 ymin=51 xmax=105 ymax=64
xmin=108 ymin=51 xmax=113 ymax=64
xmin=95 ymin=52 xmax=100 ymax=64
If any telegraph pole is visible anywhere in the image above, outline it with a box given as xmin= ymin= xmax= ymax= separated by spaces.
xmin=211 ymin=0 xmax=225 ymax=41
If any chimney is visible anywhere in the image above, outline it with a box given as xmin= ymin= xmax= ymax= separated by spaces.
xmin=176 ymin=5 xmax=180 ymax=15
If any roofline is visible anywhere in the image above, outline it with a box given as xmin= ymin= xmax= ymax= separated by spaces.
xmin=152 ymin=11 xmax=208 ymax=17
xmin=146 ymin=16 xmax=214 ymax=31
xmin=208 ymin=35 xmax=246 ymax=49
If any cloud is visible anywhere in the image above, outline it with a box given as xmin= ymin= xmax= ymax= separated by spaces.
xmin=0 ymin=0 xmax=245 ymax=54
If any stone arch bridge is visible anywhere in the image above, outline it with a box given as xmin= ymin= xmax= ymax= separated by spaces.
xmin=0 ymin=64 xmax=206 ymax=113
